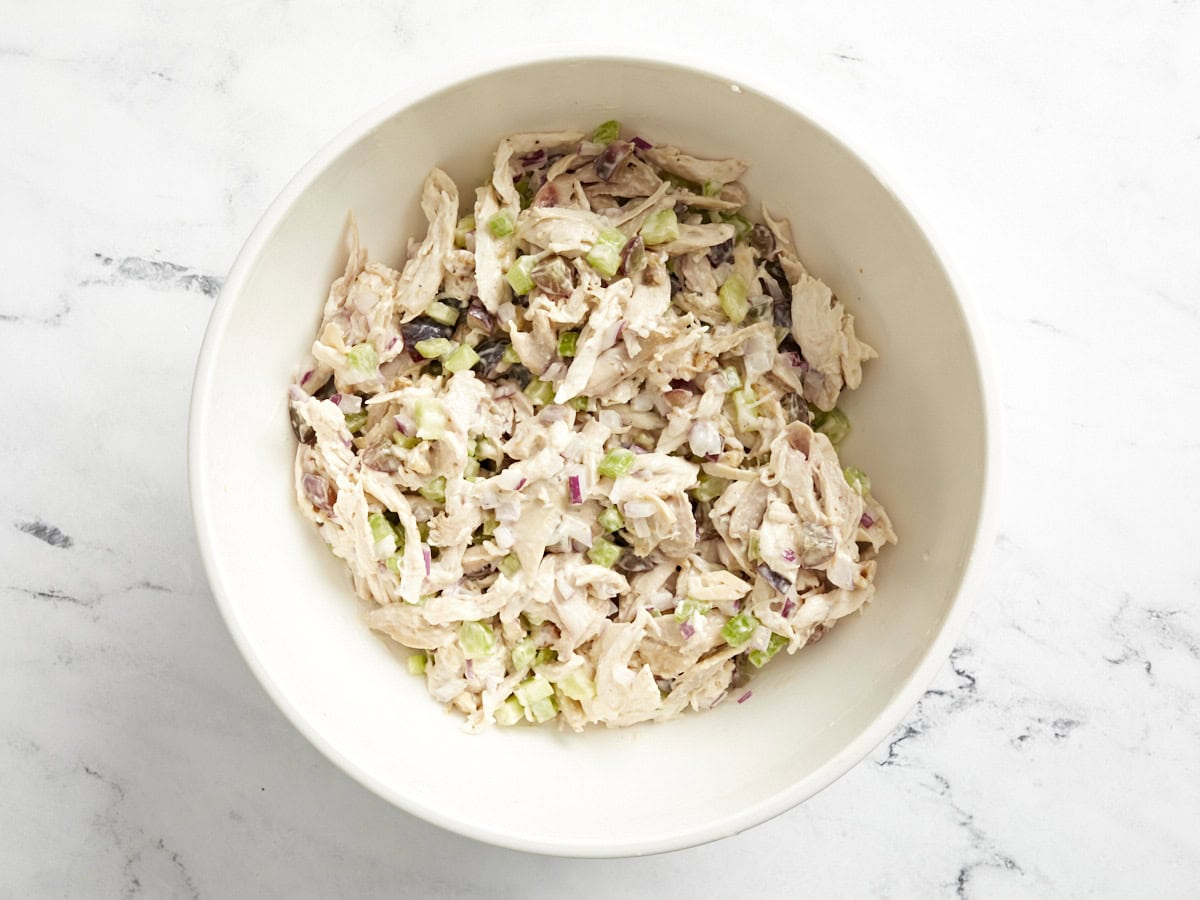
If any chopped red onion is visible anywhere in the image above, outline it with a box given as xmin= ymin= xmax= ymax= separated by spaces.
xmin=385 ymin=336 xmax=398 ymax=351
xmin=302 ymin=473 xmax=335 ymax=511
xmin=567 ymin=474 xmax=584 ymax=505
xmin=631 ymin=135 xmax=653 ymax=150
xmin=393 ymin=416 xmax=408 ymax=434
xmin=594 ymin=140 xmax=633 ymax=181
xmin=781 ymin=548 xmax=797 ymax=563
xmin=781 ymin=598 xmax=797 ymax=618
xmin=466 ymin=301 xmax=494 ymax=332
xmin=520 ymin=148 xmax=545 ymax=166
xmin=736 ymin=690 xmax=752 ymax=704
xmin=860 ymin=512 xmax=876 ymax=528
xmin=680 ymin=621 xmax=695 ymax=640
xmin=464 ymin=659 xmax=474 ymax=678
xmin=515 ymin=478 xmax=527 ymax=491
xmin=757 ymin=563 xmax=792 ymax=594
xmin=300 ymin=369 xmax=313 ymax=386
xmin=333 ymin=393 xmax=362 ymax=413
xmin=422 ymin=545 xmax=432 ymax=576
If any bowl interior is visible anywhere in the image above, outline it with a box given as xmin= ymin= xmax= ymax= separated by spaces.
xmin=191 ymin=56 xmax=990 ymax=856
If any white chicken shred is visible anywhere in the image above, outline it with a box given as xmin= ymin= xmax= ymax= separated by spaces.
xmin=288 ymin=123 xmax=895 ymax=732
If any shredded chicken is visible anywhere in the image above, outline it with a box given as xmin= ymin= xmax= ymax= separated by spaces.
xmin=288 ymin=123 xmax=895 ymax=732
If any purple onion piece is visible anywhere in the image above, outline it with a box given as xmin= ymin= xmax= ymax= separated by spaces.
xmin=531 ymin=256 xmax=574 ymax=297
xmin=300 ymin=369 xmax=313 ymax=386
xmin=466 ymin=300 xmax=494 ymax=333
xmin=680 ymin=620 xmax=695 ymax=640
xmin=781 ymin=598 xmax=796 ymax=618
xmin=567 ymin=474 xmax=584 ymax=505
xmin=302 ymin=473 xmax=335 ymax=511
xmin=619 ymin=235 xmax=645 ymax=276
xmin=422 ymin=545 xmax=432 ymax=577
xmin=781 ymin=548 xmax=797 ymax=563
xmin=631 ymin=135 xmax=653 ymax=150
xmin=385 ymin=336 xmax=398 ymax=351
xmin=362 ymin=445 xmax=401 ymax=473
xmin=860 ymin=512 xmax=875 ymax=529
xmin=515 ymin=478 xmax=527 ymax=491
xmin=519 ymin=148 xmax=545 ymax=167
xmin=393 ymin=416 xmax=408 ymax=434
xmin=757 ymin=563 xmax=793 ymax=595
xmin=736 ymin=690 xmax=752 ymax=704
xmin=594 ymin=140 xmax=633 ymax=181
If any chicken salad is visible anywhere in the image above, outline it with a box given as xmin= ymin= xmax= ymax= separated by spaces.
xmin=288 ymin=122 xmax=896 ymax=731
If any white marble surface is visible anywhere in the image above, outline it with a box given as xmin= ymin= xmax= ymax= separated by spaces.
xmin=3 ymin=1 xmax=1198 ymax=895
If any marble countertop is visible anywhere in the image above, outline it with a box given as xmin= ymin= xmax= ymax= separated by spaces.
xmin=4 ymin=1 xmax=1198 ymax=896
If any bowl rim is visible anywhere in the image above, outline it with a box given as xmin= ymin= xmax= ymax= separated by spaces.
xmin=188 ymin=45 xmax=1001 ymax=858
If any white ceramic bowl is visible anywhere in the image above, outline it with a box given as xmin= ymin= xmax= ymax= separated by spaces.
xmin=189 ymin=52 xmax=997 ymax=857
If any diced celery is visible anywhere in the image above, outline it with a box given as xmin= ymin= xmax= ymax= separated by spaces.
xmin=557 ymin=331 xmax=579 ymax=357
xmin=533 ymin=647 xmax=557 ymax=667
xmin=586 ymin=228 xmax=627 ymax=279
xmin=494 ymin=695 xmax=524 ymax=726
xmin=774 ymin=326 xmax=790 ymax=345
xmin=454 ymin=215 xmax=475 ymax=248
xmin=702 ymin=179 xmax=723 ymax=197
xmin=444 ymin=343 xmax=480 ymax=373
xmin=721 ymin=365 xmax=742 ymax=391
xmin=344 ymin=410 xmax=368 ymax=433
xmin=418 ymin=476 xmax=446 ymax=503
xmin=392 ymin=433 xmax=421 ymax=449
xmin=731 ymin=386 xmax=759 ymax=432
xmin=511 ymin=638 xmax=537 ymax=670
xmin=527 ymin=696 xmax=558 ymax=723
xmin=345 ymin=342 xmax=379 ymax=380
xmin=524 ymin=379 xmax=555 ymax=406
xmin=723 ymin=213 xmax=753 ymax=241
xmin=368 ymin=512 xmax=395 ymax=545
xmin=691 ymin=472 xmax=729 ymax=503
xmin=558 ymin=670 xmax=597 ymax=701
xmin=813 ymin=408 xmax=851 ymax=446
xmin=515 ymin=176 xmax=534 ymax=210
xmin=425 ymin=300 xmax=460 ymax=326
xmin=597 ymin=506 xmax=624 ymax=533
xmin=463 ymin=457 xmax=480 ymax=480
xmin=587 ymin=537 xmax=621 ymax=568
xmin=487 ymin=210 xmax=515 ymax=237
xmin=639 ymin=208 xmax=680 ymax=246
xmin=498 ymin=553 xmax=521 ymax=578
xmin=501 ymin=345 xmax=522 ymax=365
xmin=415 ymin=337 xmax=455 ymax=359
xmin=385 ymin=555 xmax=403 ymax=575
xmin=481 ymin=510 xmax=498 ymax=538
xmin=407 ymin=653 xmax=427 ymax=675
xmin=843 ymin=466 xmax=871 ymax=496
xmin=515 ymin=674 xmax=554 ymax=706
xmin=597 ymin=448 xmax=635 ymax=479
xmin=719 ymin=274 xmax=750 ymax=324
xmin=459 ymin=621 xmax=496 ymax=659
xmin=748 ymin=531 xmax=761 ymax=561
xmin=749 ymin=632 xmax=789 ymax=668
xmin=414 ymin=397 xmax=446 ymax=440
xmin=592 ymin=119 xmax=620 ymax=144
xmin=722 ymin=612 xmax=760 ymax=645
xmin=674 ymin=598 xmax=710 ymax=622
xmin=506 ymin=255 xmax=536 ymax=295
xmin=569 ymin=396 xmax=590 ymax=412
